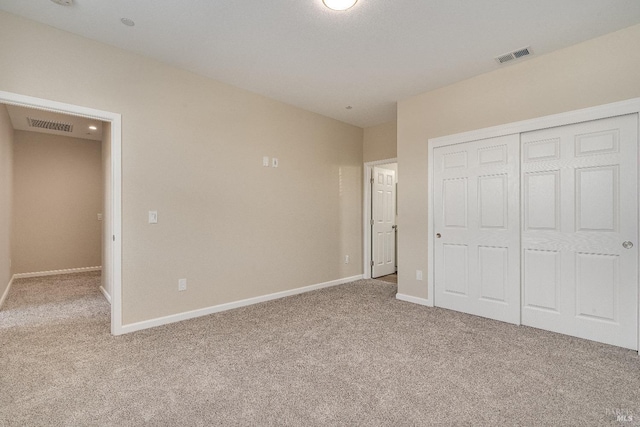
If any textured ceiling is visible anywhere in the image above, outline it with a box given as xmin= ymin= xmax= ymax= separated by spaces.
xmin=1 ymin=0 xmax=640 ymax=127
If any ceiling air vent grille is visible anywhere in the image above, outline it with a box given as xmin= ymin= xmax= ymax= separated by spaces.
xmin=27 ymin=117 xmax=74 ymax=133
xmin=495 ymin=46 xmax=532 ymax=64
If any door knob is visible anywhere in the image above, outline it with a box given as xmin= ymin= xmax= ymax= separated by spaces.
xmin=392 ymin=225 xmax=397 ymax=229
xmin=623 ymin=241 xmax=634 ymax=249
xmin=436 ymin=233 xmax=441 ymax=238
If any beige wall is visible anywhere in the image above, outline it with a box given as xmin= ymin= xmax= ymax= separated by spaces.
xmin=12 ymin=131 xmax=102 ymax=274
xmin=397 ymin=23 xmax=640 ymax=299
xmin=363 ymin=121 xmax=397 ymax=162
xmin=0 ymin=104 xmax=13 ymax=303
xmin=0 ymin=12 xmax=363 ymax=324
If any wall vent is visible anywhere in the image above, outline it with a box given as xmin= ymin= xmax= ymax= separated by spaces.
xmin=26 ymin=117 xmax=74 ymax=133
xmin=495 ymin=46 xmax=532 ymax=64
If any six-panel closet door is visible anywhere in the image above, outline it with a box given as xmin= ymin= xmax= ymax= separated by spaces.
xmin=433 ymin=134 xmax=521 ymax=325
xmin=433 ymin=113 xmax=639 ymax=350
xmin=521 ymin=114 xmax=638 ymax=349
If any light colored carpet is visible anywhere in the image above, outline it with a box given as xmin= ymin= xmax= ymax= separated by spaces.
xmin=1 ymin=272 xmax=639 ymax=426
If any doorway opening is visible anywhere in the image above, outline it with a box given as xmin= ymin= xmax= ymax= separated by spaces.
xmin=363 ymin=158 xmax=397 ymax=280
xmin=0 ymin=91 xmax=122 ymax=335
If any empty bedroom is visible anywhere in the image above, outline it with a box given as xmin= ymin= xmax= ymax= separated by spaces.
xmin=1 ymin=0 xmax=640 ymax=425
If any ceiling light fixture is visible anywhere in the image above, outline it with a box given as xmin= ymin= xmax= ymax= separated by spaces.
xmin=323 ymin=0 xmax=357 ymax=11
xmin=120 ymin=18 xmax=135 ymax=27
xmin=89 ymin=125 xmax=97 ymax=130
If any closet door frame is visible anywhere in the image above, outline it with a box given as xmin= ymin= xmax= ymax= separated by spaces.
xmin=427 ymin=97 xmax=640 ymax=352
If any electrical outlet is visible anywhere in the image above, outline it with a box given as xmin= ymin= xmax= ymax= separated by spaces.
xmin=416 ymin=270 xmax=423 ymax=280
xmin=263 ymin=156 xmax=270 ymax=167
xmin=178 ymin=278 xmax=187 ymax=291
xmin=272 ymin=157 xmax=279 ymax=168
xmin=97 ymin=213 xmax=103 ymax=221
xmin=345 ymin=255 xmax=350 ymax=264
xmin=149 ymin=210 xmax=158 ymax=224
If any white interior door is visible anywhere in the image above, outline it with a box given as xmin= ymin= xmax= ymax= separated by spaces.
xmin=521 ymin=114 xmax=638 ymax=349
xmin=433 ymin=135 xmax=521 ymax=324
xmin=372 ymin=166 xmax=396 ymax=278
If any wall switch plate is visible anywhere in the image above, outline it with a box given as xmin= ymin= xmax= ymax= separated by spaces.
xmin=272 ymin=158 xmax=279 ymax=168
xmin=97 ymin=213 xmax=103 ymax=221
xmin=178 ymin=278 xmax=187 ymax=291
xmin=263 ymin=156 xmax=270 ymax=167
xmin=416 ymin=270 xmax=423 ymax=280
xmin=345 ymin=255 xmax=350 ymax=264
xmin=149 ymin=211 xmax=158 ymax=224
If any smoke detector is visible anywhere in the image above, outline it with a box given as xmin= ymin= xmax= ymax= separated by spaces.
xmin=495 ymin=46 xmax=532 ymax=64
xmin=120 ymin=18 xmax=135 ymax=27
xmin=50 ymin=0 xmax=73 ymax=5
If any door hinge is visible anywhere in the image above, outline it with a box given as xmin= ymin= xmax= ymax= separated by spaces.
xmin=370 ymin=219 xmax=374 ymax=226
xmin=370 ymin=178 xmax=374 ymax=184
xmin=370 ymin=260 xmax=374 ymax=267
xmin=113 ymin=235 xmax=115 ymax=242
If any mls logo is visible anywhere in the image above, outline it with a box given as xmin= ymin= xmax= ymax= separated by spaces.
xmin=607 ymin=408 xmax=635 ymax=423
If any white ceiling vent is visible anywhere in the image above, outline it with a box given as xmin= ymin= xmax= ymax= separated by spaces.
xmin=27 ymin=117 xmax=74 ymax=133
xmin=495 ymin=46 xmax=532 ymax=64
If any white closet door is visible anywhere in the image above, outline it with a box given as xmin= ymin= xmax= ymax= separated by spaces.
xmin=521 ymin=114 xmax=638 ymax=349
xmin=433 ymin=134 xmax=521 ymax=324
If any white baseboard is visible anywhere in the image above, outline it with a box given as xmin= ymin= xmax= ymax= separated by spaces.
xmin=12 ymin=266 xmax=102 ymax=279
xmin=99 ymin=286 xmax=112 ymax=304
xmin=0 ymin=275 xmax=14 ymax=310
xmin=119 ymin=274 xmax=364 ymax=335
xmin=396 ymin=293 xmax=433 ymax=307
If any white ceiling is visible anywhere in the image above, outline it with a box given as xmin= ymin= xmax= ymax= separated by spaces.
xmin=1 ymin=1 xmax=640 ymax=128
xmin=6 ymin=104 xmax=103 ymax=141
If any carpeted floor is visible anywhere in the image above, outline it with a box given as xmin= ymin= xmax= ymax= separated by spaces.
xmin=1 ymin=272 xmax=639 ymax=426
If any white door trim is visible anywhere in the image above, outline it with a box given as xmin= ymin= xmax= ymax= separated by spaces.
xmin=363 ymin=157 xmax=397 ymax=279
xmin=427 ymin=97 xmax=640 ymax=351
xmin=0 ymin=90 xmax=124 ymax=336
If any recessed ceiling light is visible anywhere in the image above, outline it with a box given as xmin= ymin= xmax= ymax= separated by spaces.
xmin=323 ymin=0 xmax=357 ymax=11
xmin=89 ymin=125 xmax=97 ymax=131
xmin=121 ymin=18 xmax=135 ymax=27
xmin=346 ymin=106 xmax=353 ymax=110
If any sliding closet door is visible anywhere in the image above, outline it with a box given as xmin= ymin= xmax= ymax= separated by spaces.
xmin=433 ymin=134 xmax=521 ymax=324
xmin=521 ymin=114 xmax=638 ymax=349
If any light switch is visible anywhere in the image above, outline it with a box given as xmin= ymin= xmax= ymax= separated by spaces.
xmin=149 ymin=210 xmax=158 ymax=224
xmin=97 ymin=213 xmax=103 ymax=221
xmin=263 ymin=156 xmax=270 ymax=167
xmin=272 ymin=158 xmax=279 ymax=168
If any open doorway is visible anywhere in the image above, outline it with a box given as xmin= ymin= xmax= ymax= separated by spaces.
xmin=363 ymin=158 xmax=397 ymax=281
xmin=8 ymin=105 xmax=104 ymax=276
xmin=0 ymin=91 xmax=122 ymax=335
